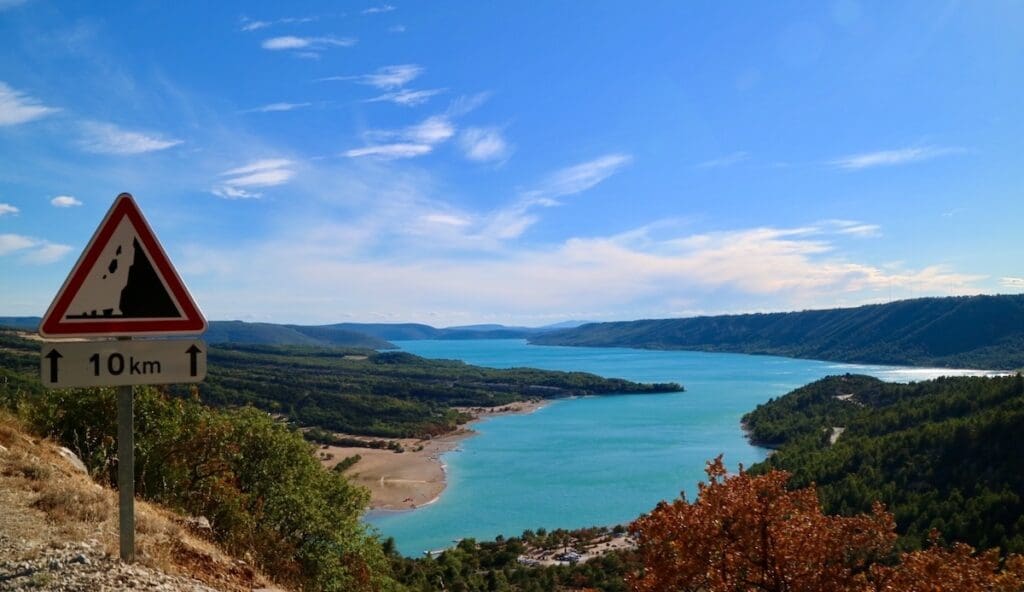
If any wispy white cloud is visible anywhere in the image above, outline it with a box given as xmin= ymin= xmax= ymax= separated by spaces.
xmin=404 ymin=116 xmax=455 ymax=144
xmin=0 ymin=233 xmax=71 ymax=263
xmin=78 ymin=121 xmax=183 ymax=154
xmin=446 ymin=93 xmax=491 ymax=117
xmin=320 ymin=64 xmax=423 ymax=89
xmin=696 ymin=151 xmax=749 ymax=168
xmin=211 ymin=186 xmax=260 ymax=199
xmin=423 ymin=213 xmax=471 ymax=227
xmin=213 ymin=158 xmax=296 ymax=198
xmin=174 ymin=153 xmax=979 ymax=324
xmin=0 ymin=81 xmax=60 ymax=126
xmin=0 ymin=203 xmax=18 ymax=216
xmin=536 ymin=153 xmax=633 ymax=199
xmin=388 ymin=25 xmax=407 ymax=33
xmin=1001 ymin=277 xmax=1024 ymax=289
xmin=366 ymin=88 xmax=444 ymax=106
xmin=240 ymin=15 xmax=318 ymax=32
xmin=344 ymin=143 xmax=433 ymax=159
xmin=0 ymin=233 xmax=35 ymax=254
xmin=830 ymin=145 xmax=962 ymax=170
xmin=50 ymin=195 xmax=82 ymax=207
xmin=223 ymin=158 xmax=295 ymax=177
xmin=227 ymin=169 xmax=295 ymax=186
xmin=349 ymin=115 xmax=455 ymax=159
xmin=321 ymin=64 xmax=442 ymax=105
xmin=181 ymin=220 xmax=982 ymax=325
xmin=362 ymin=4 xmax=396 ymax=14
xmin=480 ymin=154 xmax=632 ymax=239
xmin=459 ymin=127 xmax=510 ymax=162
xmin=242 ymin=101 xmax=312 ymax=113
xmin=821 ymin=219 xmax=881 ymax=238
xmin=364 ymin=115 xmax=454 ymax=144
xmin=261 ymin=36 xmax=356 ymax=56
xmin=241 ymin=19 xmax=271 ymax=31
xmin=23 ymin=243 xmax=73 ymax=264
xmin=481 ymin=199 xmax=554 ymax=241
xmin=0 ymin=0 xmax=29 ymax=10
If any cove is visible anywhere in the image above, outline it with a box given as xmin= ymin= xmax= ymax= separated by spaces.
xmin=366 ymin=339 xmax=996 ymax=556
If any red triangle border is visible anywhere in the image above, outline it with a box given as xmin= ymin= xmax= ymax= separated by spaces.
xmin=39 ymin=193 xmax=207 ymax=338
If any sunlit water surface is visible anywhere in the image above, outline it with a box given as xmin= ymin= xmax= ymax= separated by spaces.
xmin=365 ymin=339 xmax=997 ymax=555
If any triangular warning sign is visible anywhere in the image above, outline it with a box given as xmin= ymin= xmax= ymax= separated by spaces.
xmin=39 ymin=193 xmax=207 ymax=338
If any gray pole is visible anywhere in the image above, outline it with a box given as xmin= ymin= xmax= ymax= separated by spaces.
xmin=117 ymin=337 xmax=135 ymax=562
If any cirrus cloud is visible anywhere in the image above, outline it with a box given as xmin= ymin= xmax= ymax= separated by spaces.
xmin=212 ymin=158 xmax=296 ymax=199
xmin=459 ymin=127 xmax=510 ymax=162
xmin=366 ymin=88 xmax=444 ymax=106
xmin=320 ymin=64 xmax=423 ymax=89
xmin=0 ymin=81 xmax=60 ymax=126
xmin=830 ymin=145 xmax=962 ymax=170
xmin=242 ymin=102 xmax=312 ymax=113
xmin=343 ymin=143 xmax=433 ymax=159
xmin=0 ymin=233 xmax=72 ymax=263
xmin=261 ymin=35 xmax=356 ymax=55
xmin=78 ymin=121 xmax=182 ymax=155
xmin=362 ymin=5 xmax=396 ymax=15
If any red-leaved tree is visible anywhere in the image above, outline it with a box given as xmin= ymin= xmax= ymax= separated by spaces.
xmin=629 ymin=457 xmax=1024 ymax=592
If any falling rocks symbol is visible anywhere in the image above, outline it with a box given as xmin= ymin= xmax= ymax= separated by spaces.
xmin=66 ymin=238 xmax=179 ymax=320
xmin=118 ymin=238 xmax=178 ymax=318
xmin=38 ymin=192 xmax=207 ymax=338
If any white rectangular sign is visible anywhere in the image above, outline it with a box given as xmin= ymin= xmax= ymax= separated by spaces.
xmin=40 ymin=339 xmax=207 ymax=388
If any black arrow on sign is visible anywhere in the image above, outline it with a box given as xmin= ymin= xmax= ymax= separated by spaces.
xmin=45 ymin=349 xmax=63 ymax=383
xmin=186 ymin=344 xmax=202 ymax=377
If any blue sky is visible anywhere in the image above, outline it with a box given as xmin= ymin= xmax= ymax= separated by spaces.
xmin=1 ymin=1 xmax=1023 ymax=326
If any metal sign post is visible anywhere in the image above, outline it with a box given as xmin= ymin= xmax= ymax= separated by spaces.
xmin=37 ymin=193 xmax=207 ymax=563
xmin=117 ymin=380 xmax=134 ymax=559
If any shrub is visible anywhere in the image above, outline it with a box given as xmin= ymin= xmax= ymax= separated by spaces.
xmin=25 ymin=386 xmax=400 ymax=592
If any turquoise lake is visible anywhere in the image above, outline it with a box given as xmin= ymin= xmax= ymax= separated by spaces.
xmin=366 ymin=339 xmax=994 ymax=556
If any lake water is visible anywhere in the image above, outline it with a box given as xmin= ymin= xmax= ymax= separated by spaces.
xmin=366 ymin=339 xmax=995 ymax=556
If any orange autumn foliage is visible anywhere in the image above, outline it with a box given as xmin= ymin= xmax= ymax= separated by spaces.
xmin=629 ymin=457 xmax=1024 ymax=592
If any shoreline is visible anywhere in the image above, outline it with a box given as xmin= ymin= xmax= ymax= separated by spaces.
xmin=319 ymin=399 xmax=550 ymax=511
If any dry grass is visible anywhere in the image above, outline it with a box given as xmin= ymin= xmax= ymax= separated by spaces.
xmin=0 ymin=411 xmax=285 ymax=592
xmin=2 ymin=455 xmax=52 ymax=481
xmin=32 ymin=485 xmax=112 ymax=522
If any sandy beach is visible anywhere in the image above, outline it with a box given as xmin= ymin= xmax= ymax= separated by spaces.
xmin=319 ymin=400 xmax=548 ymax=510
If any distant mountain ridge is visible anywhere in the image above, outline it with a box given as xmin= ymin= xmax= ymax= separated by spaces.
xmin=203 ymin=321 xmax=395 ymax=349
xmin=0 ymin=317 xmax=579 ymax=348
xmin=530 ymin=295 xmax=1024 ymax=370
xmin=0 ymin=317 xmax=39 ymax=331
xmin=325 ymin=322 xmax=551 ymax=341
xmin=0 ymin=317 xmax=396 ymax=348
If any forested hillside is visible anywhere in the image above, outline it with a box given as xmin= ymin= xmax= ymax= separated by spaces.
xmin=743 ymin=373 xmax=1024 ymax=553
xmin=0 ymin=331 xmax=680 ymax=439
xmin=203 ymin=320 xmax=395 ymax=348
xmin=188 ymin=344 xmax=679 ymax=438
xmin=531 ymin=294 xmax=1024 ymax=370
xmin=317 ymin=322 xmax=545 ymax=340
xmin=0 ymin=318 xmax=396 ymax=348
xmin=5 ymin=328 xmax=1023 ymax=590
xmin=0 ymin=317 xmax=550 ymax=345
